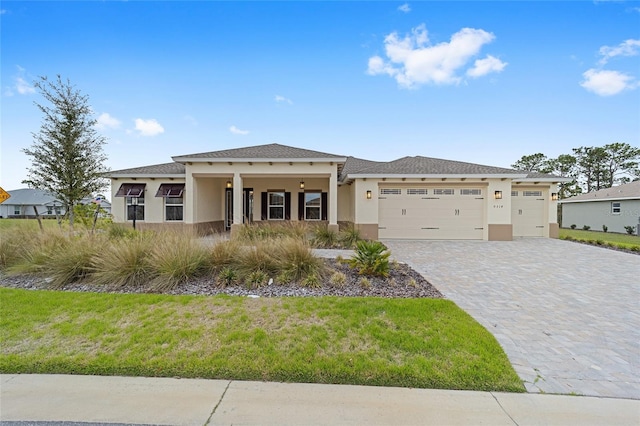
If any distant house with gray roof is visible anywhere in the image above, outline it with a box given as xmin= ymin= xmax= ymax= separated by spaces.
xmin=107 ymin=143 xmax=568 ymax=240
xmin=0 ymin=189 xmax=111 ymax=219
xmin=560 ymin=180 xmax=640 ymax=234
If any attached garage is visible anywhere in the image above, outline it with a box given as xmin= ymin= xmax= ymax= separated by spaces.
xmin=378 ymin=186 xmax=485 ymax=239
xmin=511 ymin=189 xmax=547 ymax=237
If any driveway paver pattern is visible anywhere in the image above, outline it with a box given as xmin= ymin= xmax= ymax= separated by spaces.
xmin=384 ymin=238 xmax=640 ymax=399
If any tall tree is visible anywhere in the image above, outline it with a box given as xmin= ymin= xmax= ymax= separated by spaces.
xmin=572 ymin=146 xmax=610 ymax=192
xmin=510 ymin=153 xmax=552 ymax=173
xmin=601 ymin=142 xmax=640 ymax=187
xmin=547 ymin=154 xmax=582 ymax=199
xmin=22 ymin=75 xmax=109 ymax=229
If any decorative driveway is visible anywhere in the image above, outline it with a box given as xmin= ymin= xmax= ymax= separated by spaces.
xmin=384 ymin=239 xmax=640 ymax=399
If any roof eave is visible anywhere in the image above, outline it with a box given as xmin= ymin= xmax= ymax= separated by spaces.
xmin=513 ymin=177 xmax=572 ymax=183
xmin=560 ymin=196 xmax=640 ymax=203
xmin=347 ymin=173 xmax=528 ymax=180
xmin=109 ymin=174 xmax=186 ymax=179
xmin=172 ymin=157 xmax=347 ymax=164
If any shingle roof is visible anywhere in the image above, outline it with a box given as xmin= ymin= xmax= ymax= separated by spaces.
xmin=172 ymin=143 xmax=346 ymax=161
xmin=109 ymin=162 xmax=185 ymax=176
xmin=340 ymin=156 xmax=385 ymax=180
xmin=5 ymin=188 xmax=60 ymax=205
xmin=345 ymin=156 xmax=525 ymax=176
xmin=561 ymin=180 xmax=640 ymax=203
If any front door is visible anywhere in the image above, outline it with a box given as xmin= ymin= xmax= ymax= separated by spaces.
xmin=225 ymin=188 xmax=253 ymax=231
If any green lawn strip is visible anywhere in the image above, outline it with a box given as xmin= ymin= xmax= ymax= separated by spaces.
xmin=0 ymin=288 xmax=523 ymax=392
xmin=559 ymin=228 xmax=640 ymax=250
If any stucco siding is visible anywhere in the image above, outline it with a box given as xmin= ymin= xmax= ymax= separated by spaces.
xmin=562 ymin=199 xmax=640 ymax=234
xmin=111 ymin=179 xmax=186 ymax=224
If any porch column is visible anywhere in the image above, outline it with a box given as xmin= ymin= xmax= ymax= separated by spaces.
xmin=231 ymin=173 xmax=243 ymax=235
xmin=328 ymin=169 xmax=339 ymax=233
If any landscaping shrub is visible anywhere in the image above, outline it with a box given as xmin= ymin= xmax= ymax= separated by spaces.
xmin=217 ymin=267 xmax=238 ymax=287
xmin=349 ymin=240 xmax=390 ymax=277
xmin=91 ymin=235 xmax=154 ymax=289
xmin=625 ymin=226 xmax=636 ymax=235
xmin=301 ymin=273 xmax=321 ymax=288
xmin=338 ymin=225 xmax=361 ymax=249
xmin=235 ymin=241 xmax=280 ymax=278
xmin=235 ymin=222 xmax=308 ymax=242
xmin=1 ymin=227 xmax=65 ymax=271
xmin=45 ymin=235 xmax=104 ymax=288
xmin=570 ymin=224 xmax=577 ymax=229
xmin=311 ymin=224 xmax=339 ymax=248
xmin=245 ymin=270 xmax=269 ymax=288
xmin=602 ymin=225 xmax=608 ymax=233
xmin=209 ymin=240 xmax=242 ymax=271
xmin=149 ymin=231 xmax=211 ymax=291
xmin=272 ymin=238 xmax=324 ymax=283
xmin=582 ymin=225 xmax=591 ymax=231
xmin=329 ymin=271 xmax=346 ymax=287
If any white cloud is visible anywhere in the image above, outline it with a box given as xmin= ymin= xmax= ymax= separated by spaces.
xmin=467 ymin=55 xmax=507 ymax=78
xmin=15 ymin=77 xmax=35 ymax=94
xmin=95 ymin=113 xmax=121 ymax=130
xmin=367 ymin=24 xmax=505 ymax=88
xmin=580 ymin=69 xmax=637 ymax=96
xmin=134 ymin=118 xmax=164 ymax=136
xmin=229 ymin=125 xmax=249 ymax=135
xmin=398 ymin=3 xmax=411 ymax=13
xmin=275 ymin=95 xmax=293 ymax=105
xmin=598 ymin=39 xmax=640 ymax=65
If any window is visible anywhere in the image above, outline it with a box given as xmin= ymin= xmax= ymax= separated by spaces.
xmin=612 ymin=202 xmax=621 ymax=214
xmin=523 ymin=190 xmax=542 ymax=197
xmin=156 ymin=184 xmax=185 ymax=222
xmin=126 ymin=194 xmax=144 ymax=221
xmin=268 ymin=191 xmax=285 ymax=220
xmin=407 ymin=188 xmax=427 ymax=195
xmin=47 ymin=206 xmax=53 ymax=215
xmin=165 ymin=197 xmax=183 ymax=221
xmin=304 ymin=192 xmax=321 ymax=220
xmin=380 ymin=188 xmax=401 ymax=195
xmin=460 ymin=189 xmax=481 ymax=195
xmin=433 ymin=189 xmax=454 ymax=195
xmin=13 ymin=206 xmax=20 ymax=215
xmin=511 ymin=191 xmax=518 ymax=197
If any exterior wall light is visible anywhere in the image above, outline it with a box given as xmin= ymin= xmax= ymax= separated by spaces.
xmin=551 ymin=193 xmax=558 ymax=201
xmin=300 ymin=181 xmax=305 ymax=189
xmin=494 ymin=190 xmax=503 ymax=200
xmin=366 ymin=190 xmax=372 ymax=200
xmin=226 ymin=180 xmax=232 ymax=188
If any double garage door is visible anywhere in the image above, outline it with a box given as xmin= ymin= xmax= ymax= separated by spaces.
xmin=378 ymin=186 xmax=485 ymax=240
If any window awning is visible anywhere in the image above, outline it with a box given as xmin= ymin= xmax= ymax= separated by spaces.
xmin=115 ymin=183 xmax=146 ymax=197
xmin=156 ymin=184 xmax=185 ymax=198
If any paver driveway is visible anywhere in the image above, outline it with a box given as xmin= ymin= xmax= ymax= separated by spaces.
xmin=384 ymin=238 xmax=639 ymax=399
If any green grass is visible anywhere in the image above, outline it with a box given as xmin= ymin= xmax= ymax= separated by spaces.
xmin=559 ymin=228 xmax=640 ymax=251
xmin=0 ymin=288 xmax=524 ymax=392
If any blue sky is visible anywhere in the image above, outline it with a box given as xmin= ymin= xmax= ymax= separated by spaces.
xmin=2 ymin=1 xmax=639 ymax=193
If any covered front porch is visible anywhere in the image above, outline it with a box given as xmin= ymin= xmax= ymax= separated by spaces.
xmin=185 ymin=172 xmax=339 ymax=235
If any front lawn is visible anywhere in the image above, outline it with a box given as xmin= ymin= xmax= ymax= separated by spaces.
xmin=0 ymin=288 xmax=524 ymax=392
xmin=559 ymin=228 xmax=640 ymax=252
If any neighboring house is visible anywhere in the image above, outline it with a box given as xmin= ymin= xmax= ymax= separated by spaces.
xmin=0 ymin=188 xmax=64 ymax=218
xmin=108 ymin=143 xmax=567 ymax=240
xmin=0 ymin=189 xmax=112 ymax=219
xmin=560 ymin=180 xmax=640 ymax=234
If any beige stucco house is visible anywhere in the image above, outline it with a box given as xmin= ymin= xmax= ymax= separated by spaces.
xmin=109 ymin=143 xmax=566 ymax=240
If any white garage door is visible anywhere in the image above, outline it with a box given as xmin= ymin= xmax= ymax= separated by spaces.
xmin=512 ymin=189 xmax=546 ymax=237
xmin=378 ymin=186 xmax=485 ymax=239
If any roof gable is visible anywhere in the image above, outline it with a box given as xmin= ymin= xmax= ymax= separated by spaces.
xmin=172 ymin=143 xmax=346 ymax=161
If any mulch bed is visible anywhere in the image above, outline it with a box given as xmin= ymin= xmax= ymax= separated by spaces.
xmin=0 ymin=259 xmax=443 ymax=299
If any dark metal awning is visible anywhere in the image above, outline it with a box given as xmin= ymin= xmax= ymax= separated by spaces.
xmin=115 ymin=183 xmax=146 ymax=197
xmin=155 ymin=184 xmax=185 ymax=198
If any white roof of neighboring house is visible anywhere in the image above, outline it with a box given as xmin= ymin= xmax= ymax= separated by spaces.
xmin=4 ymin=188 xmax=61 ymax=206
xmin=560 ymin=180 xmax=640 ymax=203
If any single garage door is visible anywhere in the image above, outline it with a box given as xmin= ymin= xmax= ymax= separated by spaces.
xmin=512 ymin=189 xmax=546 ymax=237
xmin=378 ymin=186 xmax=485 ymax=239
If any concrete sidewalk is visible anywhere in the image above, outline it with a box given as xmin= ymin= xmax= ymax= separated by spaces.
xmin=1 ymin=375 xmax=639 ymax=426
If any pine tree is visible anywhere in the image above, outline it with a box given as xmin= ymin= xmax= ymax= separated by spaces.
xmin=22 ymin=75 xmax=109 ymax=229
